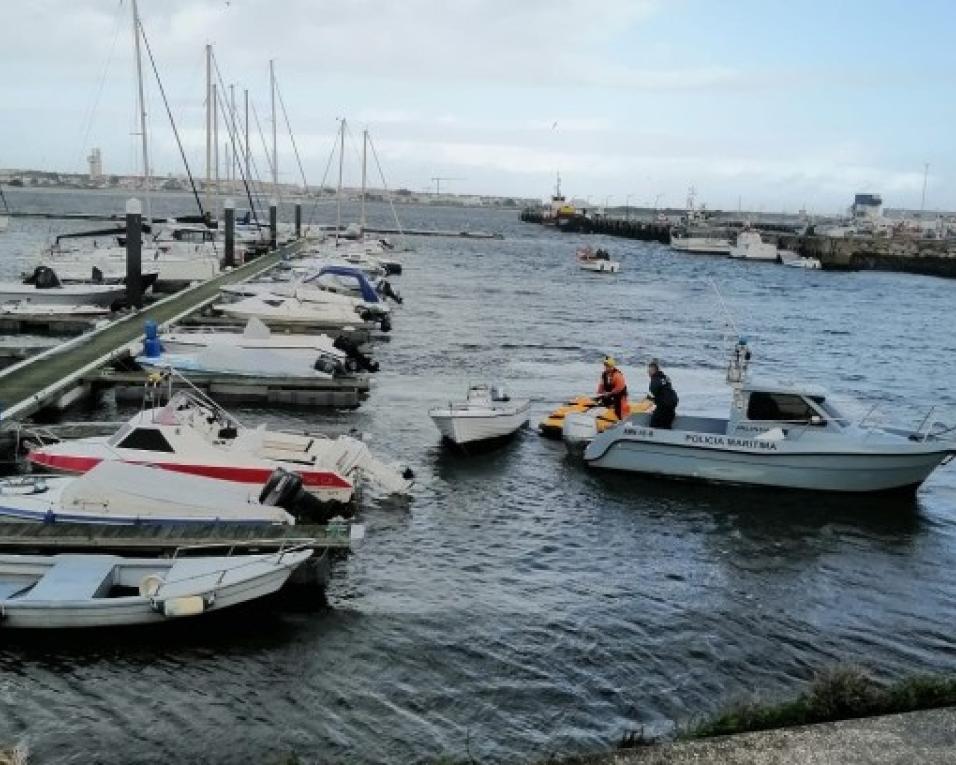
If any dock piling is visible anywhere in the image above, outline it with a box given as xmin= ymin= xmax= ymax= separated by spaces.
xmin=125 ymin=198 xmax=143 ymax=308
xmin=269 ymin=198 xmax=278 ymax=251
xmin=224 ymin=198 xmax=235 ymax=268
xmin=295 ymin=203 xmax=302 ymax=238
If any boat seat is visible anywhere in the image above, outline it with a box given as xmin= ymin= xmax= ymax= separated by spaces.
xmin=19 ymin=555 xmax=118 ymax=601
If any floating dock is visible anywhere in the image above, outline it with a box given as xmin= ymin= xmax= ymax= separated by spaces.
xmin=87 ymin=368 xmax=369 ymax=407
xmin=0 ymin=521 xmax=362 ymax=592
xmin=0 ymin=247 xmax=291 ymax=425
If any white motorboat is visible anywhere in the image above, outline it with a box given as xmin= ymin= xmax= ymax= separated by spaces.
xmin=215 ymin=294 xmax=388 ymax=332
xmin=160 ymin=318 xmax=381 ymax=373
xmin=0 ymin=267 xmax=125 ymax=308
xmin=576 ymin=246 xmax=620 ymax=273
xmin=135 ymin=342 xmax=356 ymax=381
xmin=577 ymin=339 xmax=956 ymax=494
xmin=429 ymin=385 xmax=530 ymax=449
xmin=27 ymin=389 xmax=413 ymax=501
xmin=669 ymin=233 xmax=732 ymax=254
xmin=221 ymin=265 xmax=391 ymax=318
xmin=728 ymin=230 xmax=778 ymax=261
xmin=0 ymin=546 xmax=312 ymax=628
xmin=0 ymin=462 xmax=294 ymax=525
xmin=779 ymin=250 xmax=822 ymax=269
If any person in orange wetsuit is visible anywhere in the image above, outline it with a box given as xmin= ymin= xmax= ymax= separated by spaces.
xmin=597 ymin=356 xmax=629 ymax=420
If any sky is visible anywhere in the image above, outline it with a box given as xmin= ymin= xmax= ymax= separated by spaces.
xmin=1 ymin=0 xmax=953 ymax=213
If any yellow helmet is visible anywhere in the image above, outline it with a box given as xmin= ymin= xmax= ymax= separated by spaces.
xmin=603 ymin=356 xmax=616 ymax=368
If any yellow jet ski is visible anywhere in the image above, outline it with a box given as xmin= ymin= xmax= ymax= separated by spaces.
xmin=538 ymin=396 xmax=623 ymax=439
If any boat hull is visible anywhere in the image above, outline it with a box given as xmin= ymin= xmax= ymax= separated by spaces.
xmin=584 ymin=435 xmax=953 ymax=493
xmin=430 ymin=405 xmax=530 ymax=448
xmin=0 ymin=553 xmax=306 ymax=629
xmin=28 ymin=449 xmax=353 ymax=504
xmin=579 ymin=260 xmax=620 ymax=273
xmin=669 ymin=238 xmax=732 ymax=254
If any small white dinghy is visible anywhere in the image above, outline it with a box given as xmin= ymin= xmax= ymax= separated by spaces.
xmin=0 ymin=545 xmax=312 ymax=628
xmin=576 ymin=246 xmax=620 ymax=273
xmin=429 ymin=384 xmax=530 ymax=450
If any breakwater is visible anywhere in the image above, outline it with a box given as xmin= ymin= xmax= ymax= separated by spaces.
xmin=520 ymin=209 xmax=670 ymax=243
xmin=777 ymin=233 xmax=956 ymax=278
xmin=521 ymin=208 xmax=956 ymax=279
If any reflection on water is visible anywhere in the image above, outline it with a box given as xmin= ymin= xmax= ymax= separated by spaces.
xmin=0 ymin=191 xmax=954 ymax=763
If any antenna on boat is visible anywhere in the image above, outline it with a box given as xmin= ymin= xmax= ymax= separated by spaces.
xmin=710 ymin=279 xmax=740 ymax=337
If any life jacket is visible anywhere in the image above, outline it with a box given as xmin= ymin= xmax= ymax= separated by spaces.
xmin=601 ymin=369 xmax=628 ymax=399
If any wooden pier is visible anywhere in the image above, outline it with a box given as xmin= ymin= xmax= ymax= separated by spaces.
xmin=0 ymin=247 xmax=292 ymax=425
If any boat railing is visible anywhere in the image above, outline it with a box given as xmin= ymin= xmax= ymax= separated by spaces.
xmin=153 ymin=538 xmax=318 ymax=597
xmin=169 ymin=535 xmax=332 ymax=561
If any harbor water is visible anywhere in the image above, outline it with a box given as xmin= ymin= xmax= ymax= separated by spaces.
xmin=2 ymin=190 xmax=956 ymax=763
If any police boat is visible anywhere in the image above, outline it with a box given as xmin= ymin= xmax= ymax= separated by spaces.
xmin=578 ymin=339 xmax=956 ymax=494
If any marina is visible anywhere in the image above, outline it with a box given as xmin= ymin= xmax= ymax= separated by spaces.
xmin=1 ymin=0 xmax=956 ymax=761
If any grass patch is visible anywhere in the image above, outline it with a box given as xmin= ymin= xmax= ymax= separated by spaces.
xmin=685 ymin=666 xmax=956 ymax=740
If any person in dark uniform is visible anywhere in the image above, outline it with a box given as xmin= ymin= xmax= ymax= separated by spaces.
xmin=646 ymin=359 xmax=678 ymax=429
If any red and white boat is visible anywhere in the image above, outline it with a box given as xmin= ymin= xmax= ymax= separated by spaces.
xmin=28 ymin=390 xmax=413 ymax=503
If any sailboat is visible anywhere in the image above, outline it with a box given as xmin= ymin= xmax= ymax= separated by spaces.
xmin=36 ymin=3 xmax=221 ymax=290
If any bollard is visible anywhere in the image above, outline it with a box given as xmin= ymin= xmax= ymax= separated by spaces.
xmin=224 ymin=198 xmax=235 ymax=268
xmin=125 ymin=198 xmax=143 ymax=309
xmin=295 ymin=203 xmax=302 ymax=239
xmin=269 ymin=199 xmax=278 ymax=251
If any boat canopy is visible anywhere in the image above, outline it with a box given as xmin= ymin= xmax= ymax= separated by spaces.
xmin=314 ymin=265 xmax=379 ymax=303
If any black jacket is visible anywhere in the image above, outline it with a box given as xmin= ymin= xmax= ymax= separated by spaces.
xmin=648 ymin=370 xmax=678 ymax=408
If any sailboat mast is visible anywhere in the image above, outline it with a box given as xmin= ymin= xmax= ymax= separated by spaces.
xmin=243 ymin=88 xmax=250 ymax=186
xmin=213 ymin=81 xmax=219 ymax=210
xmin=205 ymin=44 xmax=212 ymax=219
xmin=131 ymin=0 xmax=152 ymax=225
xmin=270 ymin=59 xmax=278 ymax=191
xmin=361 ymin=128 xmax=368 ymax=230
xmin=229 ymin=84 xmax=236 ymax=183
xmin=336 ymin=118 xmax=345 ymax=239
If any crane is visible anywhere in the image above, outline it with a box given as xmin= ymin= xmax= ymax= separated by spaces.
xmin=430 ymin=176 xmax=465 ymax=196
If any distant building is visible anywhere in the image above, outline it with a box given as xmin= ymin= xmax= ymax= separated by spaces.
xmin=87 ymin=148 xmax=103 ymax=180
xmin=851 ymin=193 xmax=882 ymax=221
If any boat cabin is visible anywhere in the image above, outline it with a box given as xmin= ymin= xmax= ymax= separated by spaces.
xmin=626 ymin=379 xmax=848 ymax=439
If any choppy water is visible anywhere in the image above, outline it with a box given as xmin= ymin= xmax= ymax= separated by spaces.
xmin=1 ymin=189 xmax=956 ymax=764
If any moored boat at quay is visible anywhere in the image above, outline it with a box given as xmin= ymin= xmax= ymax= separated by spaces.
xmin=27 ymin=389 xmax=414 ymax=503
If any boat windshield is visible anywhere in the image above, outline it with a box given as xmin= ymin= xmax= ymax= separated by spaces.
xmin=746 ymin=392 xmax=828 ymax=425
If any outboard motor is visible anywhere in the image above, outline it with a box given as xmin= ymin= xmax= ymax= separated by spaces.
xmin=333 ymin=335 xmax=380 ymax=373
xmin=378 ymin=279 xmax=403 ymax=304
xmin=91 ymin=266 xmax=104 ymax=284
xmin=313 ymin=353 xmax=345 ymax=376
xmin=24 ymin=266 xmax=62 ymax=289
xmin=259 ymin=468 xmax=354 ymax=524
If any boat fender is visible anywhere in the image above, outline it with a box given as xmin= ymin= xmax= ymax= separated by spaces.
xmin=162 ymin=596 xmax=206 ymax=618
xmin=139 ymin=574 xmax=165 ymax=598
